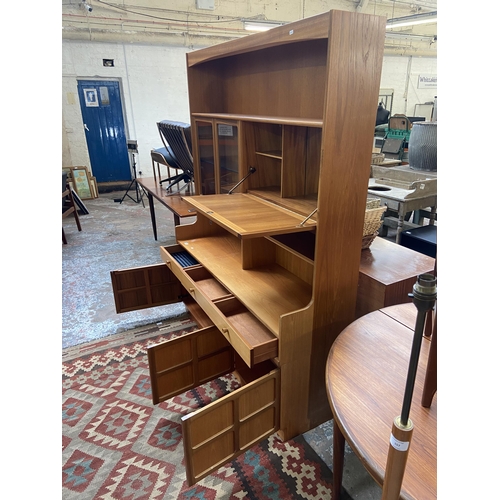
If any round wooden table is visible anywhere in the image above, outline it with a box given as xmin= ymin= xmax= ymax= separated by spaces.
xmin=326 ymin=303 xmax=436 ymax=499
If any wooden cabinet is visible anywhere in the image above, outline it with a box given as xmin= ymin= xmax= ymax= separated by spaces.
xmin=184 ymin=8 xmax=386 ymax=445
xmin=111 ymin=9 xmax=387 ymax=486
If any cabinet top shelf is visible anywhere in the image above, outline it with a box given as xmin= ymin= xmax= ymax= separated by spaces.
xmin=192 ymin=113 xmax=322 ymax=128
xmin=186 ymin=11 xmax=331 ymax=67
xmin=182 ymin=193 xmax=317 ymax=239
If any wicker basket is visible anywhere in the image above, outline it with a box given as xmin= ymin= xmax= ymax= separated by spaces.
xmin=363 ymin=206 xmax=387 ymax=236
xmin=366 ymin=197 xmax=381 ymax=209
xmin=361 ymin=232 xmax=378 ymax=250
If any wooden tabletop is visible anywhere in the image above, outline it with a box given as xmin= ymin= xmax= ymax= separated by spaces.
xmin=137 ymin=177 xmax=194 ymax=218
xmin=326 ymin=303 xmax=436 ymax=499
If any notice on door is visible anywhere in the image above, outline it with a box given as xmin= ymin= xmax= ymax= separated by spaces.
xmin=84 ymin=88 xmax=99 ymax=107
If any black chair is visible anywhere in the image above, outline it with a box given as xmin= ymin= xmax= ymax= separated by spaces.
xmin=156 ymin=120 xmax=194 ymax=192
xmin=151 ymin=147 xmax=181 ymax=185
xmin=62 ymin=171 xmax=82 ymax=244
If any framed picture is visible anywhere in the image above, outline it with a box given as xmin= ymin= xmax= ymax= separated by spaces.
xmin=90 ymin=176 xmax=98 ymax=199
xmin=71 ymin=167 xmax=93 ymax=200
xmin=84 ymin=88 xmax=98 ymax=107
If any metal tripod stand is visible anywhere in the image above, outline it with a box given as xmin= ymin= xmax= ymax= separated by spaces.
xmin=119 ymin=150 xmax=145 ymax=206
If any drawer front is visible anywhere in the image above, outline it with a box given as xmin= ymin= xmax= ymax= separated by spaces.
xmin=383 ymin=198 xmax=400 ymax=211
xmin=181 ymin=367 xmax=280 ymax=485
xmin=160 ymin=245 xmax=278 ymax=368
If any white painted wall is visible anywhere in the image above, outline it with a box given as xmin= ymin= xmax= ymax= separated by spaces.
xmin=62 ymin=40 xmax=191 ymax=177
xmin=380 ymin=56 xmax=437 ymax=118
xmin=62 ymin=40 xmax=436 ymax=179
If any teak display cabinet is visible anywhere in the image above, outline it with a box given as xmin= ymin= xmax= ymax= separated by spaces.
xmin=110 ymin=9 xmax=386 ymax=486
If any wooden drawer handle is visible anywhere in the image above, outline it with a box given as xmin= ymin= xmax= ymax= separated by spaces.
xmin=189 ymin=288 xmax=195 ymax=294
xmin=222 ymin=328 xmax=229 ymax=335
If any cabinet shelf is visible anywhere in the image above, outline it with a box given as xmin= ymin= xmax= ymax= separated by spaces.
xmin=255 ymin=150 xmax=282 ymax=160
xmin=268 ymin=232 xmax=316 ymax=263
xmin=177 ymin=233 xmax=312 ymax=336
xmin=192 ymin=112 xmax=322 ymax=128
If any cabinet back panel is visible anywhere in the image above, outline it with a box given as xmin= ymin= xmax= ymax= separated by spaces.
xmin=275 ymin=246 xmax=314 ymax=286
xmin=282 ymin=126 xmax=308 ymax=198
xmin=191 ymin=40 xmax=328 ymax=119
xmin=305 ymin=127 xmax=322 ymax=195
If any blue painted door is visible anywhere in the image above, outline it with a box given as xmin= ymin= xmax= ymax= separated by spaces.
xmin=77 ymin=80 xmax=131 ymax=182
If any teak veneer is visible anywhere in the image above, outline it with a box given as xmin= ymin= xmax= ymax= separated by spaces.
xmin=110 ymin=9 xmax=388 ymax=485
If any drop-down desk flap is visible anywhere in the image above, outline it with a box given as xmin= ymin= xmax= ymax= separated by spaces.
xmin=182 ymin=193 xmax=317 ymax=239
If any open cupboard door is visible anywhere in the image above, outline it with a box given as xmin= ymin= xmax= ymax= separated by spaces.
xmin=110 ymin=263 xmax=185 ymax=313
xmin=181 ymin=368 xmax=280 ymax=485
xmin=147 ymin=325 xmax=234 ymax=403
xmin=148 ymin=322 xmax=281 ymax=485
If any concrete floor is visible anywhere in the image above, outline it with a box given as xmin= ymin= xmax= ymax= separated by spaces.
xmin=62 ymin=187 xmax=389 ymax=499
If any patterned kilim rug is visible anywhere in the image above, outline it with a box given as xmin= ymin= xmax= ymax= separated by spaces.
xmin=62 ymin=319 xmax=337 ymax=499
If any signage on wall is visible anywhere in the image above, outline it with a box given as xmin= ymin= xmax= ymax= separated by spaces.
xmin=418 ymin=74 xmax=437 ymax=89
xmin=84 ymin=88 xmax=99 ymax=107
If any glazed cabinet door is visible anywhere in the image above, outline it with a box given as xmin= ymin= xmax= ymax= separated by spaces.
xmin=110 ymin=263 xmax=185 ymax=313
xmin=181 ymin=368 xmax=280 ymax=485
xmin=193 ymin=118 xmax=243 ymax=195
xmin=216 ymin=121 xmax=240 ymax=193
xmin=194 ymin=120 xmax=216 ymax=195
xmin=147 ymin=325 xmax=235 ymax=404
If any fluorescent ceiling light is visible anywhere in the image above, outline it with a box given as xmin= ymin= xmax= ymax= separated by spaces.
xmin=386 ymin=11 xmax=437 ymax=29
xmin=243 ymin=20 xmax=284 ymax=32
xmin=385 ymin=32 xmax=436 ymax=42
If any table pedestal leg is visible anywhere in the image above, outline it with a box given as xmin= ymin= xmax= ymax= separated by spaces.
xmin=428 ymin=206 xmax=436 ymax=226
xmin=396 ymin=214 xmax=404 ymax=244
xmin=333 ymin=418 xmax=346 ymax=500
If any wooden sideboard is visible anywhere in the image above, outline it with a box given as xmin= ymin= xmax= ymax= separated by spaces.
xmin=111 ymin=9 xmax=388 ymax=485
xmin=356 ymin=237 xmax=435 ymax=318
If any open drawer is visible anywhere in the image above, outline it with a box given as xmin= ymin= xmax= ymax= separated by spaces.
xmin=147 ymin=326 xmax=280 ymax=485
xmin=161 ymin=244 xmax=278 ymax=368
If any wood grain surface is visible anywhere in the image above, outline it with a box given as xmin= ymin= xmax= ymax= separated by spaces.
xmin=326 ymin=303 xmax=437 ymax=500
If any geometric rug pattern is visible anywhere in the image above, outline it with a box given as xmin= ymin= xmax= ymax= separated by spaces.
xmin=63 ymin=320 xmax=335 ymax=499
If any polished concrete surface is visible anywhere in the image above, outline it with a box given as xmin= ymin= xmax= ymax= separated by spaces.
xmin=62 ymin=187 xmax=394 ymax=499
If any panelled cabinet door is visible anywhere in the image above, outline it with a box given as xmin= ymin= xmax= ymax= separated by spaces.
xmin=110 ymin=263 xmax=185 ymax=313
xmin=181 ymin=368 xmax=280 ymax=485
xmin=147 ymin=325 xmax=235 ymax=404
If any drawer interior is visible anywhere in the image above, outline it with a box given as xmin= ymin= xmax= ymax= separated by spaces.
xmin=185 ymin=266 xmax=232 ymax=301
xmin=213 ymin=296 xmax=277 ymax=364
xmin=162 ymin=244 xmax=278 ymax=367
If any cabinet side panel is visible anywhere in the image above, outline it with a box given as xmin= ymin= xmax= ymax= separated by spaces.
xmin=309 ymin=11 xmax=386 ymax=427
xmin=187 ymin=61 xmax=225 ymax=115
xmin=278 ymin=304 xmax=314 ymax=439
